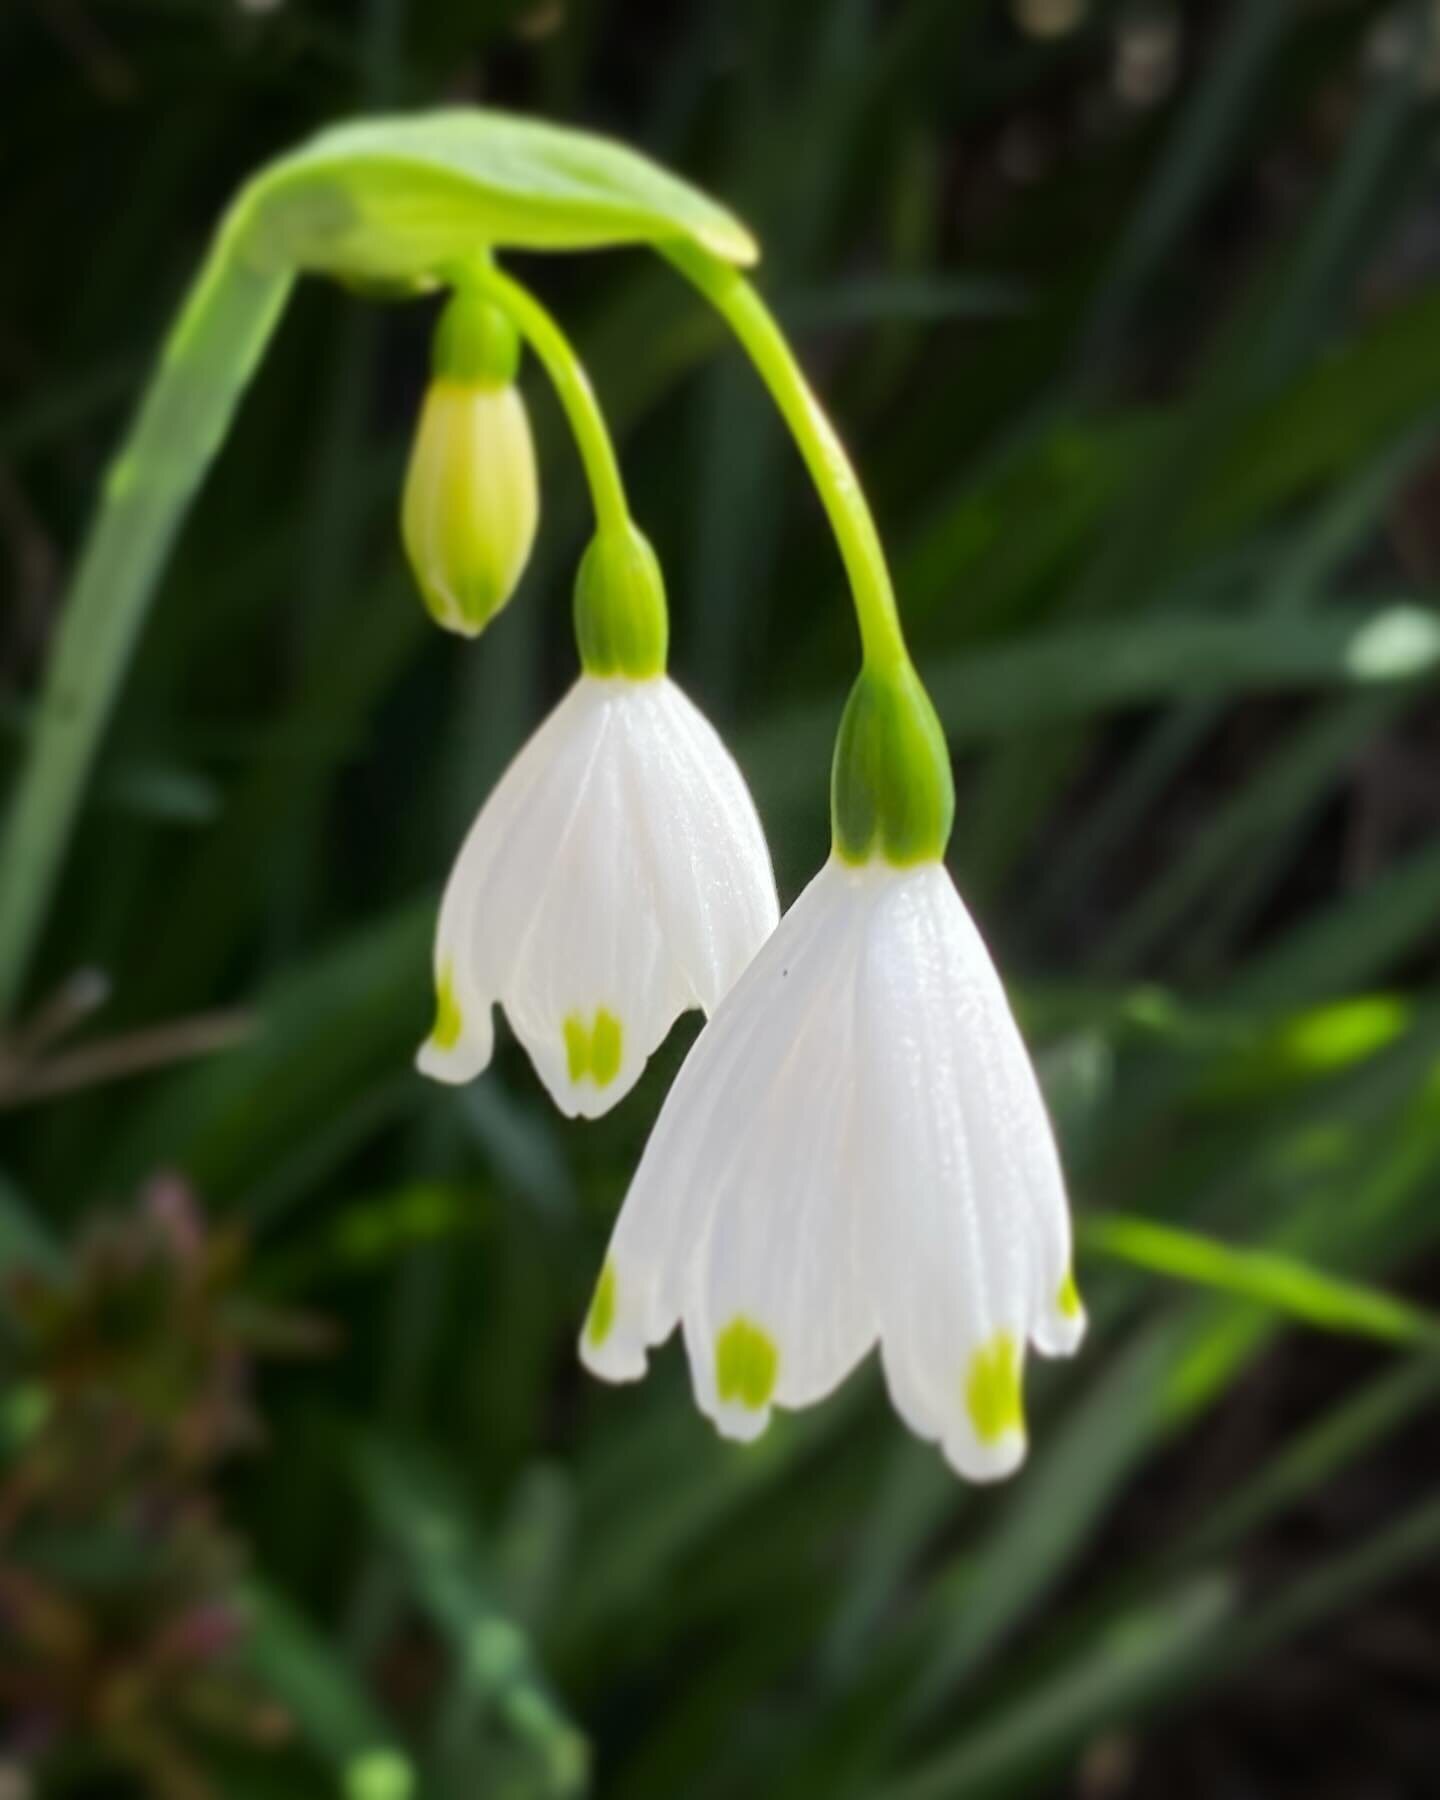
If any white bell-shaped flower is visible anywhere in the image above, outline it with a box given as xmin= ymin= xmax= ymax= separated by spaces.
xmin=417 ymin=670 xmax=779 ymax=1119
xmin=580 ymin=852 xmax=1084 ymax=1481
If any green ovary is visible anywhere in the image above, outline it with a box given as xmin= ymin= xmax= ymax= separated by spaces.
xmin=563 ymin=1008 xmax=624 ymax=1087
xmin=430 ymin=967 xmax=464 ymax=1051
xmin=573 ymin=522 xmax=669 ymax=678
xmin=715 ymin=1317 xmax=779 ymax=1411
xmin=965 ymin=1333 xmax=1024 ymax=1444
xmin=585 ymin=1260 xmax=617 ymax=1347
xmin=830 ymin=660 xmax=955 ymax=867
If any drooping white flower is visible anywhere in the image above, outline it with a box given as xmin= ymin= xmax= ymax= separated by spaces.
xmin=417 ymin=673 xmax=779 ymax=1119
xmin=580 ymin=853 xmax=1083 ymax=1481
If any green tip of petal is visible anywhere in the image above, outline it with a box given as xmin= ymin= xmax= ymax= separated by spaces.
xmin=1058 ymin=1268 xmax=1083 ymax=1320
xmin=563 ymin=1014 xmax=588 ymax=1082
xmin=430 ymin=967 xmax=464 ymax=1052
xmin=965 ymin=1333 xmax=1024 ymax=1445
xmin=591 ymin=1009 xmax=622 ymax=1085
xmin=715 ymin=1317 xmax=778 ymax=1411
xmin=585 ymin=1260 xmax=617 ymax=1348
xmin=563 ymin=1008 xmax=625 ymax=1088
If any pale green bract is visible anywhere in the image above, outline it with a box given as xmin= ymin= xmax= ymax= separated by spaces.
xmin=238 ymin=109 xmax=759 ymax=282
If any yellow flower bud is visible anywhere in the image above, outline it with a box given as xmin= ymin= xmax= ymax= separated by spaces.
xmin=401 ymin=291 xmax=539 ymax=637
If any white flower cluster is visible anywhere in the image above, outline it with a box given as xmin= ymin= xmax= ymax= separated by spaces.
xmin=420 ymin=660 xmax=1083 ymax=1479
xmin=406 ymin=273 xmax=1083 ymax=1481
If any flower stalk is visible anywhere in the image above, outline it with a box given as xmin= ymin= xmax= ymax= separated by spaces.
xmin=661 ymin=241 xmax=956 ymax=867
xmin=461 ymin=258 xmax=631 ymax=539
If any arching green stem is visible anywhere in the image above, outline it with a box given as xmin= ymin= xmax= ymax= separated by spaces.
xmin=0 ymin=227 xmax=292 ymax=1016
xmin=663 ymin=242 xmax=953 ymax=865
xmin=463 ymin=260 xmax=630 ymax=539
xmin=662 ymin=241 xmax=907 ymax=673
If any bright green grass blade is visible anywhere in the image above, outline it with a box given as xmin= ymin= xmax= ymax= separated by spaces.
xmin=1081 ymin=1214 xmax=1440 ymax=1349
xmin=1194 ymin=993 xmax=1415 ymax=1104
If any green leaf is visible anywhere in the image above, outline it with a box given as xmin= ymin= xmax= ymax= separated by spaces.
xmin=243 ymin=109 xmax=758 ymax=283
xmin=241 ymin=1581 xmax=413 ymax=1799
xmin=1081 ymin=1214 xmax=1440 ymax=1349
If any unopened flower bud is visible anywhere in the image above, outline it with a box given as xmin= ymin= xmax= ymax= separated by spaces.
xmin=401 ymin=289 xmax=539 ymax=636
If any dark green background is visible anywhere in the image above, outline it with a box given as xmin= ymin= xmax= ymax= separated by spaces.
xmin=6 ymin=1 xmax=1440 ymax=1795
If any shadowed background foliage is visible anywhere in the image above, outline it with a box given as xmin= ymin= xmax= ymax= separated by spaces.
xmin=7 ymin=0 xmax=1440 ymax=1795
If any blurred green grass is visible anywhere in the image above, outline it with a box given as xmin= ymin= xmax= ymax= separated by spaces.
xmin=6 ymin=1 xmax=1440 ymax=1796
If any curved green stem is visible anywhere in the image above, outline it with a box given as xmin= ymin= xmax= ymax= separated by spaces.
xmin=464 ymin=260 xmax=631 ymax=539
xmin=0 ymin=223 xmax=292 ymax=1017
xmin=663 ymin=241 xmax=907 ymax=672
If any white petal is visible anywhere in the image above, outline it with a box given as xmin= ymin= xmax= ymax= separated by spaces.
xmin=419 ymin=675 xmax=778 ymax=1121
xmin=857 ymin=864 xmax=1036 ymax=1480
xmin=417 ymin=680 xmax=611 ymax=1087
xmin=582 ymin=861 xmax=874 ymax=1435
xmin=629 ymin=682 xmax=779 ymax=1013
xmin=581 ymin=853 xmax=1081 ymax=1483
xmin=910 ymin=867 xmax=1083 ymax=1360
xmin=498 ymin=709 xmax=684 ymax=1118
